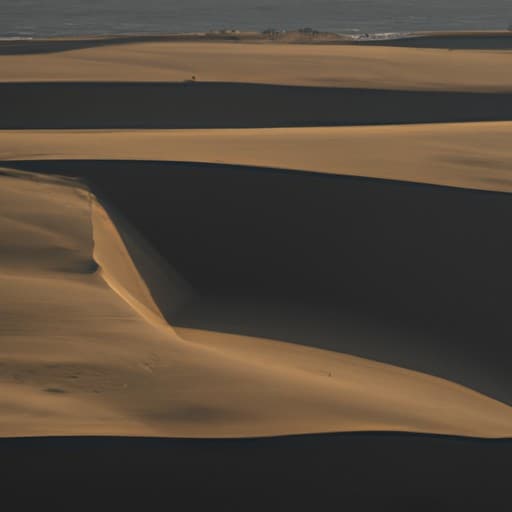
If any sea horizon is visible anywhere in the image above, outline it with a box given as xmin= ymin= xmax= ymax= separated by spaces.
xmin=2 ymin=0 xmax=511 ymax=39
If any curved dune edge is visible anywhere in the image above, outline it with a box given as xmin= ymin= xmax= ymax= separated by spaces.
xmin=91 ymin=197 xmax=193 ymax=328
xmin=92 ymin=189 xmax=512 ymax=440
xmin=2 ymin=40 xmax=512 ymax=92
xmin=1 ymin=169 xmax=512 ymax=439
xmin=5 ymin=82 xmax=512 ymax=130
xmin=2 ymin=122 xmax=512 ymax=192
xmin=90 ymin=190 xmax=512 ymax=439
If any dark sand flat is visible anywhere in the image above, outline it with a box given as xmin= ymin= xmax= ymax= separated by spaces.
xmin=2 ymin=433 xmax=512 ymax=508
xmin=1 ymin=35 xmax=512 ymax=506
xmin=3 ymin=40 xmax=512 ymax=92
xmin=2 ymin=122 xmax=512 ymax=192
xmin=3 ymin=82 xmax=512 ymax=129
xmin=358 ymin=31 xmax=512 ymax=49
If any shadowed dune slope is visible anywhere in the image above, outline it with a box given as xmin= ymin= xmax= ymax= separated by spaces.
xmin=3 ymin=82 xmax=512 ymax=129
xmin=3 ymin=161 xmax=511 ymax=406
xmin=1 ymin=168 xmax=512 ymax=438
xmin=2 ymin=434 xmax=512 ymax=507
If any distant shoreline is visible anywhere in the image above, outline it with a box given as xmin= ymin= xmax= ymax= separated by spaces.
xmin=1 ymin=29 xmax=512 ymax=54
xmin=1 ymin=28 xmax=512 ymax=43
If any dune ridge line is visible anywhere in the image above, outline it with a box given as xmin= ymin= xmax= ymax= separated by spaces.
xmin=3 ymin=169 xmax=512 ymax=438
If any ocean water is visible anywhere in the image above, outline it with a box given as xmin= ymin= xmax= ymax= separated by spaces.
xmin=1 ymin=0 xmax=511 ymax=39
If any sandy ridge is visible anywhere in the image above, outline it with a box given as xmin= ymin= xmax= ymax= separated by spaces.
xmin=2 ymin=122 xmax=511 ymax=192
xmin=1 ymin=34 xmax=511 ymax=444
xmin=1 ymin=169 xmax=512 ymax=439
xmin=1 ymin=41 xmax=512 ymax=92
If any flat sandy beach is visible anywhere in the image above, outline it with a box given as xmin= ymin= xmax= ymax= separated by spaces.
xmin=1 ymin=32 xmax=511 ymax=505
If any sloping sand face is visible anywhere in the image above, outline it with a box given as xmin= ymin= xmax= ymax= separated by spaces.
xmin=7 ymin=158 xmax=511 ymax=404
xmin=2 ymin=37 xmax=512 ymax=505
xmin=1 ymin=168 xmax=512 ymax=439
xmin=4 ymin=84 xmax=512 ymax=129
xmin=1 ymin=38 xmax=511 ymax=447
xmin=2 ymin=41 xmax=512 ymax=91
xmin=2 ymin=122 xmax=512 ymax=192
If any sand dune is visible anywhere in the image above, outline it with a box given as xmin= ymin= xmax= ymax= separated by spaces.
xmin=1 ymin=168 xmax=512 ymax=439
xmin=2 ymin=39 xmax=512 ymax=130
xmin=4 ymin=159 xmax=511 ymax=405
xmin=1 ymin=34 xmax=512 ymax=504
xmin=2 ymin=40 xmax=512 ymax=92
xmin=2 ymin=122 xmax=512 ymax=192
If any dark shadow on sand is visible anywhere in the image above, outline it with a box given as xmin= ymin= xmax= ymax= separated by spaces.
xmin=1 ymin=433 xmax=511 ymax=508
xmin=3 ymin=160 xmax=511 ymax=405
xmin=3 ymin=82 xmax=512 ymax=129
xmin=357 ymin=33 xmax=512 ymax=50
